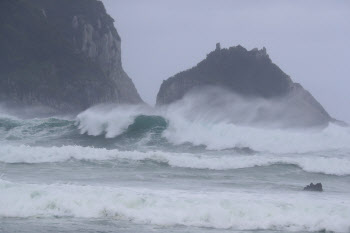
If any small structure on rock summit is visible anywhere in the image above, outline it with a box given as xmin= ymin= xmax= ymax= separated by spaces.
xmin=216 ymin=42 xmax=221 ymax=51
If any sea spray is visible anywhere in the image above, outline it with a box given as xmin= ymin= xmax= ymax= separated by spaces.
xmin=2 ymin=102 xmax=350 ymax=154
xmin=76 ymin=104 xmax=152 ymax=138
xmin=1 ymin=103 xmax=350 ymax=233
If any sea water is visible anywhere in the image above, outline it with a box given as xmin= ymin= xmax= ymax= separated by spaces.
xmin=0 ymin=104 xmax=349 ymax=233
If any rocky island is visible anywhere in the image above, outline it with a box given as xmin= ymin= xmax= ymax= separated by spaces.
xmin=0 ymin=0 xmax=143 ymax=113
xmin=157 ymin=43 xmax=334 ymax=127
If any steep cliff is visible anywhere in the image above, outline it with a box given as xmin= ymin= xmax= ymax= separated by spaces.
xmin=157 ymin=44 xmax=333 ymax=127
xmin=0 ymin=0 xmax=142 ymax=113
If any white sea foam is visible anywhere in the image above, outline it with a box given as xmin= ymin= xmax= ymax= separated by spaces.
xmin=160 ymin=92 xmax=350 ymax=153
xmin=76 ymin=104 xmax=151 ymax=138
xmin=163 ymin=118 xmax=350 ymax=153
xmin=72 ymin=98 xmax=350 ymax=154
xmin=0 ymin=117 xmax=73 ymax=144
xmin=1 ymin=145 xmax=350 ymax=175
xmin=0 ymin=179 xmax=349 ymax=232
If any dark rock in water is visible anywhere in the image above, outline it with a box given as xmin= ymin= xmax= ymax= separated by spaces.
xmin=156 ymin=44 xmax=336 ymax=127
xmin=0 ymin=0 xmax=143 ymax=113
xmin=303 ymin=183 xmax=323 ymax=192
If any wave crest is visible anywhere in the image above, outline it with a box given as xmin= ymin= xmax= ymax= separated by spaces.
xmin=1 ymin=101 xmax=350 ymax=154
xmin=1 ymin=145 xmax=350 ymax=176
xmin=0 ymin=179 xmax=349 ymax=232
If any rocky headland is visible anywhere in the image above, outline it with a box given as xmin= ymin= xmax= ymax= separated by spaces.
xmin=157 ymin=43 xmax=335 ymax=127
xmin=0 ymin=0 xmax=143 ymax=113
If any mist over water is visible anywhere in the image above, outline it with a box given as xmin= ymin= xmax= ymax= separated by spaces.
xmin=1 ymin=90 xmax=350 ymax=233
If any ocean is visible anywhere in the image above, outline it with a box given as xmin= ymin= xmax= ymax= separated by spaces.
xmin=0 ymin=103 xmax=350 ymax=233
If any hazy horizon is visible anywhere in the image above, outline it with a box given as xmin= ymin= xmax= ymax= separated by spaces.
xmin=102 ymin=0 xmax=350 ymax=122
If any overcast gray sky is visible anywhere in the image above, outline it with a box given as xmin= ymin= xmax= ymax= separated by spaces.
xmin=102 ymin=0 xmax=350 ymax=122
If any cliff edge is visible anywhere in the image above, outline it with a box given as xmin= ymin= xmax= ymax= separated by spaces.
xmin=0 ymin=0 xmax=143 ymax=113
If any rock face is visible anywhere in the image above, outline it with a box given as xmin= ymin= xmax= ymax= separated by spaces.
xmin=303 ymin=183 xmax=323 ymax=192
xmin=156 ymin=44 xmax=333 ymax=127
xmin=0 ymin=0 xmax=143 ymax=113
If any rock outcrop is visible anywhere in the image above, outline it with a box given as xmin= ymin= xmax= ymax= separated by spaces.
xmin=0 ymin=0 xmax=143 ymax=113
xmin=303 ymin=183 xmax=323 ymax=192
xmin=156 ymin=44 xmax=333 ymax=127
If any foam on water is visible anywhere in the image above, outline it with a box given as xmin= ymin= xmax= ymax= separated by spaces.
xmin=161 ymin=93 xmax=350 ymax=153
xmin=2 ymin=103 xmax=350 ymax=155
xmin=1 ymin=101 xmax=350 ymax=233
xmin=0 ymin=179 xmax=349 ymax=232
xmin=0 ymin=115 xmax=74 ymax=143
xmin=76 ymin=104 xmax=152 ymax=138
xmin=73 ymin=101 xmax=350 ymax=154
xmin=164 ymin=119 xmax=350 ymax=153
xmin=1 ymin=145 xmax=350 ymax=176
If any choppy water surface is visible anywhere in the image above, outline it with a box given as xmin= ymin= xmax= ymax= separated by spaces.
xmin=0 ymin=104 xmax=350 ymax=233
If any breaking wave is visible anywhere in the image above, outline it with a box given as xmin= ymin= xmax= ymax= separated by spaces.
xmin=1 ymin=91 xmax=350 ymax=233
xmin=76 ymin=105 xmax=350 ymax=154
xmin=1 ymin=145 xmax=350 ymax=176
xmin=0 ymin=178 xmax=349 ymax=232
xmin=1 ymin=99 xmax=350 ymax=154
